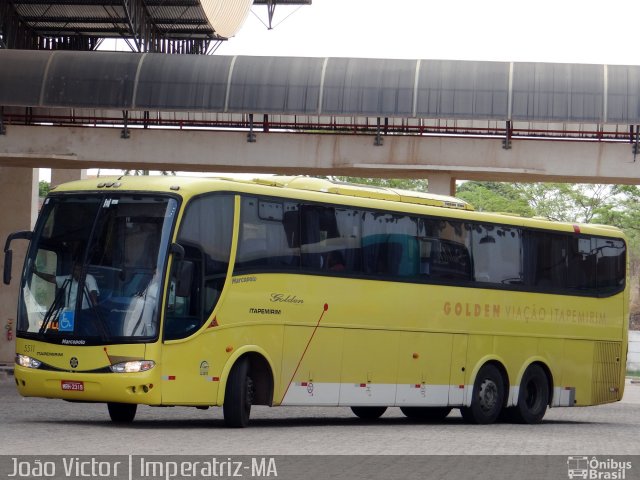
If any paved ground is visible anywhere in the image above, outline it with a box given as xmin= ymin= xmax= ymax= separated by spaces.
xmin=1 ymin=375 xmax=639 ymax=456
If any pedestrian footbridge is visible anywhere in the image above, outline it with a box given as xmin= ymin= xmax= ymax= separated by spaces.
xmin=1 ymin=50 xmax=640 ymax=193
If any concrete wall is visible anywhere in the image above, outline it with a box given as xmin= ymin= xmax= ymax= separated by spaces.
xmin=51 ymin=168 xmax=87 ymax=186
xmin=628 ymin=331 xmax=640 ymax=373
xmin=0 ymin=167 xmax=38 ymax=363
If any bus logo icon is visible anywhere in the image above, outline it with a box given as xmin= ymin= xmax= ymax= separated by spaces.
xmin=567 ymin=457 xmax=589 ymax=479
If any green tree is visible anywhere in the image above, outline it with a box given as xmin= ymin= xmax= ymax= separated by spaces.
xmin=458 ymin=181 xmax=626 ymax=225
xmin=39 ymin=180 xmax=50 ymax=197
xmin=512 ymin=183 xmax=614 ymax=223
xmin=592 ymin=185 xmax=640 ymax=248
xmin=333 ymin=176 xmax=429 ymax=192
xmin=456 ymin=182 xmax=533 ymax=216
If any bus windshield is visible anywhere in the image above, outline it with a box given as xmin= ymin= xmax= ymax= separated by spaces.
xmin=17 ymin=194 xmax=178 ymax=344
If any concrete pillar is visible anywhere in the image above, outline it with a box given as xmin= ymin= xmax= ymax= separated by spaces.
xmin=51 ymin=169 xmax=87 ymax=186
xmin=427 ymin=173 xmax=456 ymax=196
xmin=0 ymin=167 xmax=38 ymax=363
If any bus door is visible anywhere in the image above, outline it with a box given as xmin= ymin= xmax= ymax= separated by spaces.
xmin=160 ymin=195 xmax=234 ymax=406
xmin=161 ymin=250 xmax=218 ymax=405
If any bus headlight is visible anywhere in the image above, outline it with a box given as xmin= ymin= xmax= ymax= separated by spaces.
xmin=16 ymin=354 xmax=42 ymax=369
xmin=110 ymin=360 xmax=155 ymax=373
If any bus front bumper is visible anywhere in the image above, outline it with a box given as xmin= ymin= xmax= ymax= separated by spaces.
xmin=13 ymin=365 xmax=162 ymax=405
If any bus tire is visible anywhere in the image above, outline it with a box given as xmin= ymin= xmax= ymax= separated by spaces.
xmin=223 ymin=357 xmax=254 ymax=428
xmin=460 ymin=363 xmax=505 ymax=424
xmin=400 ymin=407 xmax=452 ymax=421
xmin=513 ymin=364 xmax=549 ymax=424
xmin=107 ymin=402 xmax=137 ymax=423
xmin=350 ymin=406 xmax=387 ymax=420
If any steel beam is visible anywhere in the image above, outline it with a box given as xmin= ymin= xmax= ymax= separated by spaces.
xmin=253 ymin=0 xmax=312 ymax=4
xmin=12 ymin=0 xmax=124 ymax=5
xmin=6 ymin=0 xmax=217 ymax=52
xmin=18 ymin=16 xmax=208 ymax=25
xmin=0 ymin=125 xmax=639 ymax=185
xmin=11 ymin=0 xmax=201 ymax=5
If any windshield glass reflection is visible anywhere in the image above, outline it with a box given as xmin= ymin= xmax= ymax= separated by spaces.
xmin=19 ymin=195 xmax=177 ymax=343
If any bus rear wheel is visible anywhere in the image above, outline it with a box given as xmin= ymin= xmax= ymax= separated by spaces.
xmin=223 ymin=357 xmax=254 ymax=428
xmin=400 ymin=407 xmax=452 ymax=421
xmin=513 ymin=364 xmax=549 ymax=424
xmin=460 ymin=363 xmax=505 ymax=424
xmin=351 ymin=406 xmax=387 ymax=420
xmin=107 ymin=402 xmax=137 ymax=423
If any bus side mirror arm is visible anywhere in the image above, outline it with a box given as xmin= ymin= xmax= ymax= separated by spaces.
xmin=170 ymin=242 xmax=185 ymax=262
xmin=3 ymin=230 xmax=32 ymax=285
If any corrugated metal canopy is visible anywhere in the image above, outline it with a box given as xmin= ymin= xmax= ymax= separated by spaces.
xmin=3 ymin=0 xmax=311 ymax=44
xmin=1 ymin=49 xmax=640 ymax=123
xmin=196 ymin=0 xmax=252 ymax=39
xmin=9 ymin=0 xmax=218 ymax=39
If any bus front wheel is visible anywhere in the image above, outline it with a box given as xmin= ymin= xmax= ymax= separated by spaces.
xmin=460 ymin=363 xmax=505 ymax=424
xmin=513 ymin=364 xmax=549 ymax=424
xmin=351 ymin=406 xmax=387 ymax=420
xmin=223 ymin=357 xmax=254 ymax=428
xmin=107 ymin=402 xmax=137 ymax=423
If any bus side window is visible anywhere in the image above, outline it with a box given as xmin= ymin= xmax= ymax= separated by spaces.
xmin=332 ymin=208 xmax=362 ymax=273
xmin=418 ymin=238 xmax=433 ymax=276
xmin=361 ymin=211 xmax=419 ymax=278
xmin=567 ymin=237 xmax=597 ymax=292
xmin=528 ymin=231 xmax=567 ymax=290
xmin=595 ymin=238 xmax=625 ymax=293
xmin=472 ymin=225 xmax=523 ymax=285
xmin=236 ymin=197 xmax=300 ymax=271
xmin=300 ymin=205 xmax=336 ymax=270
xmin=165 ymin=246 xmax=202 ymax=339
xmin=428 ymin=220 xmax=473 ymax=282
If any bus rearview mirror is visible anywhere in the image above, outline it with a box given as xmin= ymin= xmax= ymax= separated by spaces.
xmin=3 ymin=249 xmax=12 ymax=285
xmin=175 ymin=260 xmax=193 ymax=297
xmin=3 ymin=230 xmax=32 ymax=285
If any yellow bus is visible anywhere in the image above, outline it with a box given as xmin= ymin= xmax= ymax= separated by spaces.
xmin=4 ymin=176 xmax=628 ymax=427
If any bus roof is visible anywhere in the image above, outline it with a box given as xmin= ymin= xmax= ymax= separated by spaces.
xmin=246 ymin=176 xmax=473 ymax=211
xmin=52 ymin=175 xmax=473 ymax=210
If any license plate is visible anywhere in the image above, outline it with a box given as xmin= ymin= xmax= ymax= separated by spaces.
xmin=61 ymin=380 xmax=84 ymax=391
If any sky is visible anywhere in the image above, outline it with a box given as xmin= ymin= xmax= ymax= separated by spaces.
xmin=215 ymin=0 xmax=640 ymax=65
xmin=44 ymin=0 xmax=640 ymax=182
